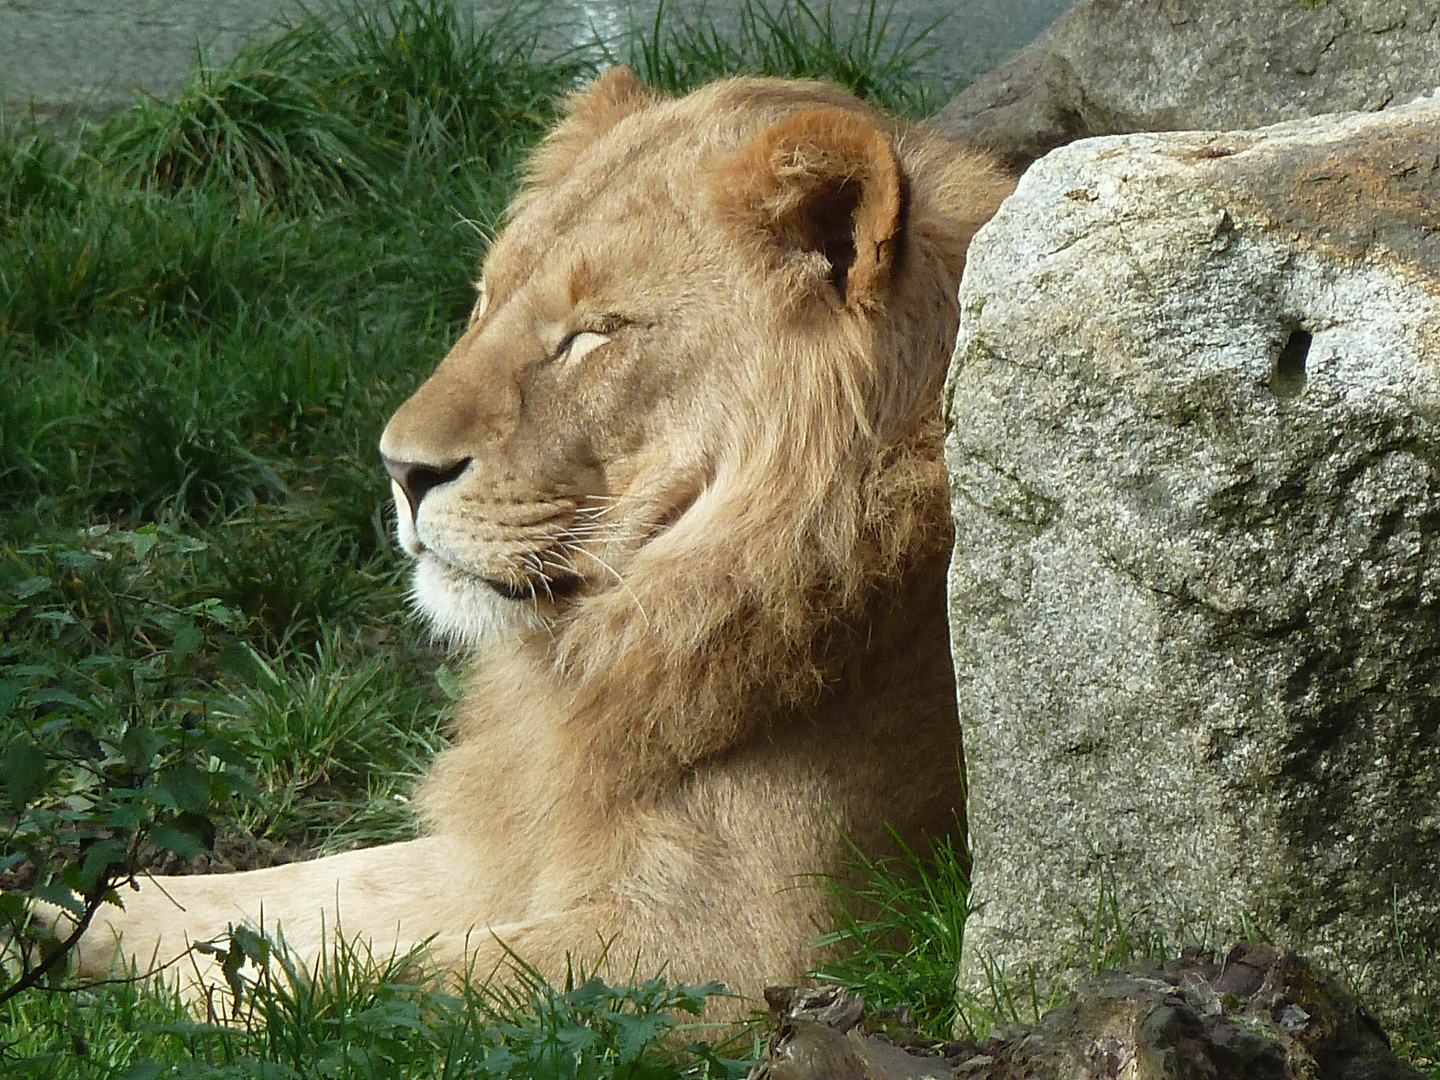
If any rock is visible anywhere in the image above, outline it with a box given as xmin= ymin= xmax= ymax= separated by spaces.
xmin=976 ymin=944 xmax=1425 ymax=1079
xmin=931 ymin=0 xmax=1440 ymax=170
xmin=749 ymin=947 xmax=1422 ymax=1079
xmin=944 ymin=95 xmax=1440 ymax=1024
xmin=748 ymin=986 xmax=955 ymax=1080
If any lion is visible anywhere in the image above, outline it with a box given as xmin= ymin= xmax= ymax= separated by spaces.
xmin=65 ymin=68 xmax=1014 ymax=1013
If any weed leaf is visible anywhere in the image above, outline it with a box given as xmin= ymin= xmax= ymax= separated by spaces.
xmin=2 ymin=740 xmax=47 ymax=808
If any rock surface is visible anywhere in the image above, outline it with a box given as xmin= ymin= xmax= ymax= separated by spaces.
xmin=749 ymin=946 xmax=1423 ymax=1079
xmin=932 ymin=0 xmax=1440 ymax=170
xmin=944 ymin=94 xmax=1440 ymax=1022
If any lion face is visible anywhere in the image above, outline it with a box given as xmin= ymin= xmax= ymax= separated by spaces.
xmin=379 ymin=211 xmax=716 ymax=646
xmin=379 ymin=69 xmax=1010 ymax=652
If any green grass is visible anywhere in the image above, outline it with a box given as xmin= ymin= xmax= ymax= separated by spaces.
xmin=810 ymin=828 xmax=969 ymax=1041
xmin=2 ymin=930 xmax=753 ymax=1079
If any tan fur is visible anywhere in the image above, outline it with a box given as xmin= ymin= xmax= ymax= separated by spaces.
xmin=68 ymin=70 xmax=1015 ymax=1015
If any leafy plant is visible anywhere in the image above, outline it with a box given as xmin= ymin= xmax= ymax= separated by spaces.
xmin=0 ymin=525 xmax=253 ymax=1005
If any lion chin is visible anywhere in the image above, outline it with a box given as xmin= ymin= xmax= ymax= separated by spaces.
xmin=409 ymin=556 xmax=545 ymax=652
xmin=62 ymin=66 xmax=1015 ymax=1019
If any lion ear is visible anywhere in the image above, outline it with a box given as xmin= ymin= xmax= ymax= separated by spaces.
xmin=525 ymin=67 xmax=664 ymax=188
xmin=714 ymin=107 xmax=905 ymax=312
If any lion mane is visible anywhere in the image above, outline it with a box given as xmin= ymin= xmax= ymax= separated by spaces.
xmin=71 ymin=69 xmax=1014 ymax=1014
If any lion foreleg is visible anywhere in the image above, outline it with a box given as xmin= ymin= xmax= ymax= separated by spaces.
xmin=67 ymin=836 xmax=488 ymax=999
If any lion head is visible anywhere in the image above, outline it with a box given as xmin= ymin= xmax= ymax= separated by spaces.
xmin=379 ymin=68 xmax=1013 ymax=794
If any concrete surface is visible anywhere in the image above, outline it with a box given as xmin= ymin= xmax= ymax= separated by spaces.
xmin=0 ymin=0 xmax=1075 ymax=116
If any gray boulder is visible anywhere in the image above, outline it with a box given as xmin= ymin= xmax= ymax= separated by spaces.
xmin=944 ymin=93 xmax=1440 ymax=1022
xmin=932 ymin=0 xmax=1440 ymax=170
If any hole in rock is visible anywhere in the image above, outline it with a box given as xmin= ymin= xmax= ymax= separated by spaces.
xmin=1270 ymin=329 xmax=1311 ymax=398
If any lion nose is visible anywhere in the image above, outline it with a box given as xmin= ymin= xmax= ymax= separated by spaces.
xmin=382 ymin=455 xmax=471 ymax=518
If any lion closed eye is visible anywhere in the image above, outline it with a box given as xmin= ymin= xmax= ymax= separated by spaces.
xmin=69 ymin=67 xmax=1015 ymax=1016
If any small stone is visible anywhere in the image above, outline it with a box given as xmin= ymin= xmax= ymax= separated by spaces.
xmin=1278 ymin=1004 xmax=1311 ymax=1032
xmin=1179 ymin=972 xmax=1223 ymax=1018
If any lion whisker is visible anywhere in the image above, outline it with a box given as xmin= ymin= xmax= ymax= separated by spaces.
xmin=573 ymin=495 xmax=636 ymax=520
xmin=554 ymin=537 xmax=650 ymax=629
xmin=559 ymin=528 xmax=644 ymax=547
xmin=559 ymin=521 xmax=646 ymax=542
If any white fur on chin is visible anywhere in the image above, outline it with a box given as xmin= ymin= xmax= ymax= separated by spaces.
xmin=410 ymin=556 xmax=543 ymax=652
